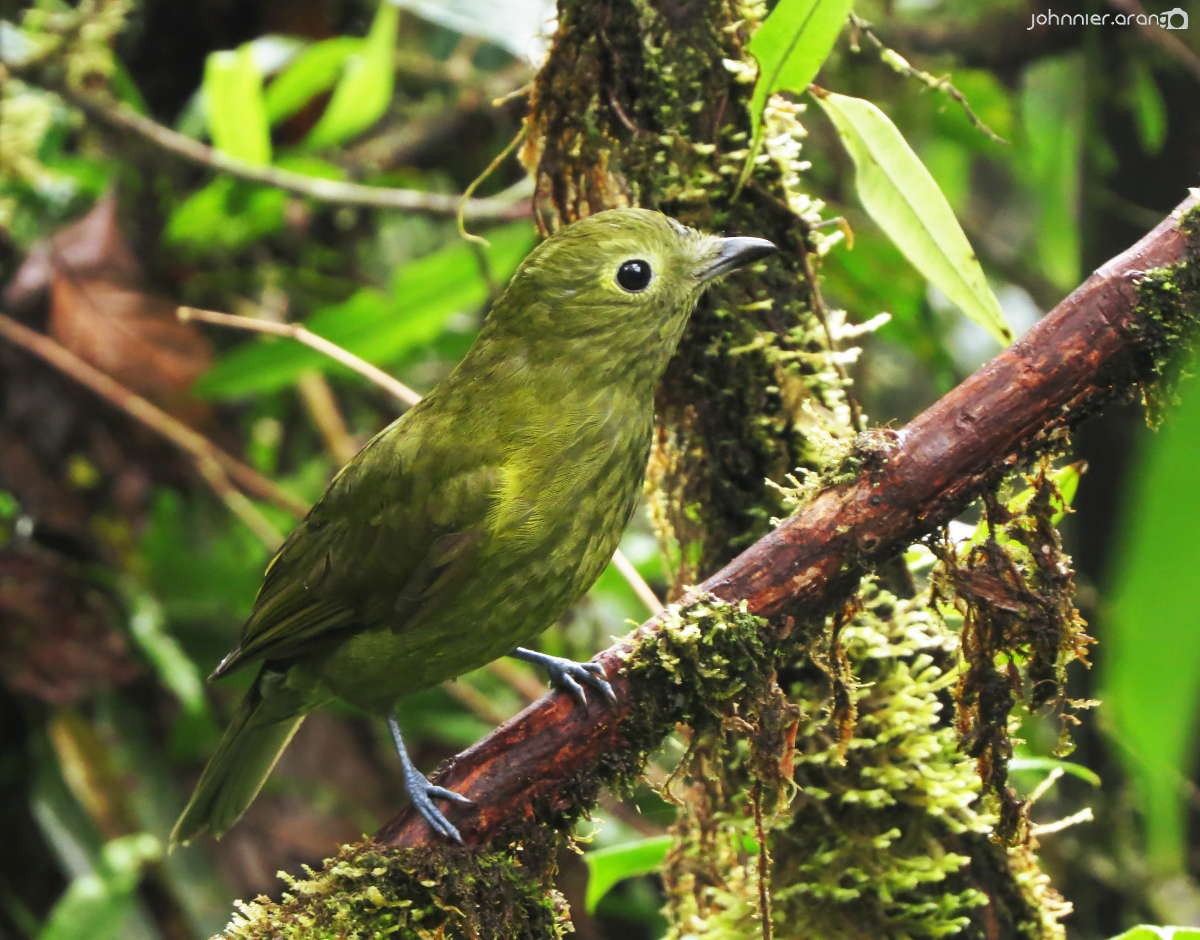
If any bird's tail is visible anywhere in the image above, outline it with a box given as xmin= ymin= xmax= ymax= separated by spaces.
xmin=170 ymin=675 xmax=305 ymax=848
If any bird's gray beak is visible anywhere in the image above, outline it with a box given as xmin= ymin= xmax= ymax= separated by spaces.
xmin=698 ymin=236 xmax=777 ymax=282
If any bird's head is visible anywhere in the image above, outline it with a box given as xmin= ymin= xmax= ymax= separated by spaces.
xmin=484 ymin=208 xmax=776 ymax=384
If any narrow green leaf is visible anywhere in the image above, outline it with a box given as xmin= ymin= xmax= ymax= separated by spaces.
xmin=264 ymin=37 xmax=362 ymax=126
xmin=1109 ymin=928 xmax=1200 ymax=940
xmin=584 ymin=836 xmax=672 ymax=913
xmin=196 ymin=222 xmax=535 ymax=398
xmin=740 ymin=0 xmax=852 ymax=186
xmin=305 ymin=1 xmax=399 ymax=149
xmin=1020 ymin=54 xmax=1083 ymax=291
xmin=1009 ymin=755 xmax=1101 ymax=788
xmin=203 ymin=46 xmax=271 ymax=165
xmin=1103 ymin=367 xmax=1200 ymax=873
xmin=815 ymin=90 xmax=1012 ymax=345
xmin=126 ymin=591 xmax=210 ymax=721
xmin=1127 ymin=61 xmax=1168 ymax=156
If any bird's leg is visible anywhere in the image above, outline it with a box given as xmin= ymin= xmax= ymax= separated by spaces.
xmin=510 ymin=647 xmax=617 ymax=708
xmin=387 ymin=715 xmax=472 ymax=843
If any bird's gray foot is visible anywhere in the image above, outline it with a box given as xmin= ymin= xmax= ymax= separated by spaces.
xmin=511 ymin=647 xmax=617 ymax=708
xmin=388 ymin=715 xmax=472 ymax=843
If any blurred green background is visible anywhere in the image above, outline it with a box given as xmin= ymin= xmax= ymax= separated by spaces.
xmin=1 ymin=0 xmax=1198 ymax=937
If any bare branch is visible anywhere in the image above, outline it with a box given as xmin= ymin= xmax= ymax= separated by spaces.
xmin=10 ymin=68 xmax=533 ymax=222
xmin=0 ymin=311 xmax=309 ymax=520
xmin=177 ymin=306 xmax=422 ymax=408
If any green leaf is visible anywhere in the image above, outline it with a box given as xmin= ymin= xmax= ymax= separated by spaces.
xmin=1009 ymin=755 xmax=1101 ymax=788
xmin=125 ymin=590 xmax=211 ymax=722
xmin=1109 ymin=928 xmax=1200 ymax=940
xmin=1020 ymin=54 xmax=1083 ymax=292
xmin=815 ymin=90 xmax=1012 ymax=346
xmin=584 ymin=836 xmax=672 ymax=913
xmin=1006 ymin=461 xmax=1082 ymax=527
xmin=203 ymin=46 xmax=271 ymax=165
xmin=740 ymin=0 xmax=852 ymax=186
xmin=264 ymin=37 xmax=362 ymax=126
xmin=37 ymin=834 xmax=160 ymax=940
xmin=305 ymin=1 xmax=399 ymax=149
xmin=1127 ymin=61 xmax=1168 ymax=157
xmin=164 ymin=177 xmax=286 ymax=252
xmin=197 ymin=222 xmax=535 ymax=398
xmin=1103 ymin=367 xmax=1200 ymax=874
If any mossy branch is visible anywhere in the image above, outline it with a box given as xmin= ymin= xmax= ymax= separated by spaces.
xmin=374 ymin=192 xmax=1200 ymax=850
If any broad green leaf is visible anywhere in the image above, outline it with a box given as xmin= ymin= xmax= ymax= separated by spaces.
xmin=1109 ymin=928 xmax=1200 ymax=940
xmin=917 ymin=137 xmax=971 ymax=215
xmin=739 ymin=0 xmax=852 ymax=186
xmin=1103 ymin=366 xmax=1200 ymax=873
xmin=203 ymin=46 xmax=271 ymax=165
xmin=37 ymin=833 xmax=160 ymax=940
xmin=815 ymin=90 xmax=1012 ymax=345
xmin=264 ymin=37 xmax=361 ymax=126
xmin=305 ymin=1 xmax=399 ymax=149
xmin=197 ymin=222 xmax=535 ymax=398
xmin=584 ymin=836 xmax=672 ymax=913
xmin=1020 ymin=54 xmax=1083 ymax=292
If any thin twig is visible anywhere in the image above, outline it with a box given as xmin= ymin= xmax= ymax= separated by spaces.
xmin=849 ymin=14 xmax=1007 ymax=144
xmin=611 ymin=548 xmax=664 ymax=615
xmin=458 ymin=125 xmax=528 ymax=246
xmin=177 ymin=306 xmax=421 ymax=407
xmin=193 ymin=457 xmax=284 ymax=548
xmin=0 ymin=311 xmax=308 ymax=519
xmin=1030 ymin=808 xmax=1095 ymax=838
xmin=13 ymin=68 xmax=533 ymax=221
xmin=296 ymin=372 xmax=360 ymax=465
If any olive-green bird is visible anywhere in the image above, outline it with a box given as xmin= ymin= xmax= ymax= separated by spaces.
xmin=171 ymin=208 xmax=775 ymax=846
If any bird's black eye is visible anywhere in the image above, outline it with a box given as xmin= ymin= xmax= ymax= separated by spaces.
xmin=616 ymin=259 xmax=653 ymax=292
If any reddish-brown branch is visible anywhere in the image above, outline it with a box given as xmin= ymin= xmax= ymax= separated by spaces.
xmin=376 ymin=192 xmax=1199 ymax=849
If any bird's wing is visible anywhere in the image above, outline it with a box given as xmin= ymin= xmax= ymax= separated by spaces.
xmin=210 ymin=410 xmax=495 ymax=679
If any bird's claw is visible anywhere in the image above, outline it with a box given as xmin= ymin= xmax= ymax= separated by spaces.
xmin=545 ymin=656 xmax=617 ymax=708
xmin=403 ymin=767 xmax=471 ymax=844
xmin=511 ymin=647 xmax=617 ymax=708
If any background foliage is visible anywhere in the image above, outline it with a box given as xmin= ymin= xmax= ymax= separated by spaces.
xmin=1 ymin=0 xmax=1198 ymax=937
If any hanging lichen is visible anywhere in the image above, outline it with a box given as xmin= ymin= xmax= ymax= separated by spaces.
xmin=654 ymin=581 xmax=1070 ymax=939
xmin=933 ymin=458 xmax=1095 ymax=842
